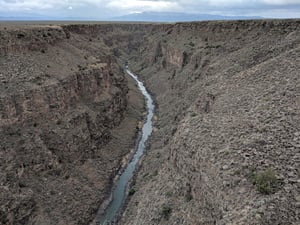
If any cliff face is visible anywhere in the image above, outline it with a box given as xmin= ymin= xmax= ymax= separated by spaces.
xmin=0 ymin=25 xmax=144 ymax=225
xmin=120 ymin=20 xmax=300 ymax=225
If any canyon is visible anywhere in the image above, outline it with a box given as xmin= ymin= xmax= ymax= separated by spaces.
xmin=0 ymin=20 xmax=300 ymax=225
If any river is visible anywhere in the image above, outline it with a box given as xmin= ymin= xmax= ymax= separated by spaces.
xmin=95 ymin=69 xmax=154 ymax=225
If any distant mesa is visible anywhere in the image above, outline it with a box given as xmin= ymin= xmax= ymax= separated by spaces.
xmin=110 ymin=11 xmax=263 ymax=22
xmin=0 ymin=11 xmax=263 ymax=22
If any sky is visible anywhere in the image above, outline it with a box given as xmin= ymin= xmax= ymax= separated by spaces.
xmin=0 ymin=0 xmax=300 ymax=19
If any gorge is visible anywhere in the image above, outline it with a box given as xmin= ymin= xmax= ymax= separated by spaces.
xmin=0 ymin=20 xmax=299 ymax=225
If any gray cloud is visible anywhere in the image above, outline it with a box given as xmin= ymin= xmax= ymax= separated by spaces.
xmin=0 ymin=0 xmax=299 ymax=19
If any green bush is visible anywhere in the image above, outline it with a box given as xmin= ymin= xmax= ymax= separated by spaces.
xmin=250 ymin=168 xmax=279 ymax=194
xmin=190 ymin=112 xmax=197 ymax=117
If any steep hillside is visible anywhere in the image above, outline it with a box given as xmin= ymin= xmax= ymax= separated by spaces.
xmin=120 ymin=20 xmax=300 ymax=225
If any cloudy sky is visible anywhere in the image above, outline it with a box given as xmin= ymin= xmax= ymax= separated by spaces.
xmin=0 ymin=0 xmax=300 ymax=19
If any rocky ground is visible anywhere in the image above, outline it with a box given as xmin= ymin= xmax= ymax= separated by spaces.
xmin=0 ymin=20 xmax=299 ymax=225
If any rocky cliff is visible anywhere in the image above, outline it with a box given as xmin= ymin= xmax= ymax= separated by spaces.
xmin=0 ymin=24 xmax=144 ymax=225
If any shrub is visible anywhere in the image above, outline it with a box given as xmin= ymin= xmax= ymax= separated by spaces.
xmin=250 ymin=168 xmax=279 ymax=194
xmin=17 ymin=33 xmax=25 ymax=39
xmin=165 ymin=191 xmax=172 ymax=197
xmin=189 ymin=41 xmax=195 ymax=47
xmin=185 ymin=192 xmax=193 ymax=202
xmin=205 ymin=44 xmax=222 ymax=49
xmin=182 ymin=51 xmax=189 ymax=67
xmin=161 ymin=204 xmax=172 ymax=220
xmin=190 ymin=112 xmax=197 ymax=117
xmin=128 ymin=188 xmax=136 ymax=196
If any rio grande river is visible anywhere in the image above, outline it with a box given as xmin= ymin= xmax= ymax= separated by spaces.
xmin=96 ymin=69 xmax=154 ymax=225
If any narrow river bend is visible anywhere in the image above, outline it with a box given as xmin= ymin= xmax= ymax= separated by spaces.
xmin=96 ymin=69 xmax=154 ymax=225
